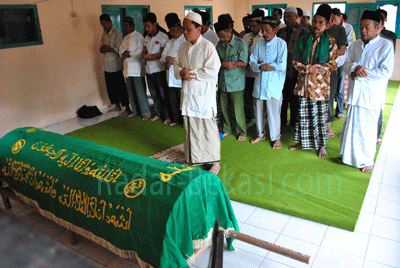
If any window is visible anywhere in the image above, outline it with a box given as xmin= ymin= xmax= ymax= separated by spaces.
xmin=252 ymin=4 xmax=287 ymax=24
xmin=377 ymin=1 xmax=400 ymax=38
xmin=101 ymin=5 xmax=150 ymax=36
xmin=0 ymin=5 xmax=43 ymax=49
xmin=184 ymin=6 xmax=213 ymax=24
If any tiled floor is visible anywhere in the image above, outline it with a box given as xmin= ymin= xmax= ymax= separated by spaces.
xmin=1 ymin=91 xmax=400 ymax=268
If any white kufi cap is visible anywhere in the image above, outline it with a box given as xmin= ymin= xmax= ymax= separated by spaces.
xmin=184 ymin=12 xmax=202 ymax=25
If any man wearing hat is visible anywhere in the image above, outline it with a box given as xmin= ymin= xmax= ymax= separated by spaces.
xmin=160 ymin=13 xmax=186 ymax=126
xmin=301 ymin=9 xmax=312 ymax=32
xmin=174 ymin=12 xmax=222 ymax=174
xmin=289 ymin=4 xmax=338 ymax=157
xmin=249 ymin=16 xmax=287 ymax=149
xmin=214 ymin=18 xmax=248 ymax=141
xmin=243 ymin=11 xmax=264 ymax=122
xmin=119 ymin=16 xmax=151 ymax=120
xmin=338 ymin=10 xmax=394 ymax=172
xmin=218 ymin=14 xmax=241 ymax=37
xmin=277 ymin=7 xmax=308 ymax=128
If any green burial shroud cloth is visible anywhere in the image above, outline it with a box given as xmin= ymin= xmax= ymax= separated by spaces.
xmin=0 ymin=127 xmax=239 ymax=268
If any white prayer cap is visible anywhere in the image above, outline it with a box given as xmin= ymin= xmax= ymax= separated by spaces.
xmin=285 ymin=7 xmax=298 ymax=14
xmin=184 ymin=12 xmax=202 ymax=25
xmin=303 ymin=9 xmax=311 ymax=17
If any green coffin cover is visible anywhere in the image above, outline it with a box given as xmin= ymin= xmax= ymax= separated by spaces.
xmin=0 ymin=127 xmax=239 ymax=268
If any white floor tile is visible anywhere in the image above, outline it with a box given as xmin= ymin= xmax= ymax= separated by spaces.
xmin=354 ymin=212 xmax=374 ymax=234
xmin=360 ymin=196 xmax=378 ymax=214
xmin=259 ymin=258 xmax=294 ymax=268
xmin=245 ymin=208 xmax=290 ymax=233
xmin=320 ymin=227 xmax=369 ymax=258
xmin=265 ymin=235 xmax=319 ymax=268
xmin=380 ymin=163 xmax=400 ymax=187
xmin=375 ymin=198 xmax=400 ymax=220
xmin=370 ymin=215 xmax=400 ymax=242
xmin=378 ymin=184 xmax=400 ymax=203
xmin=363 ymin=259 xmax=398 ymax=268
xmin=281 ymin=217 xmax=328 ymax=245
xmin=365 ymin=235 xmax=400 ymax=267
xmin=230 ymin=201 xmax=257 ymax=223
xmin=365 ymin=181 xmax=380 ymax=197
xmin=235 ymin=223 xmax=279 ymax=258
xmin=311 ymin=247 xmax=363 ymax=268
xmin=192 ymin=247 xmax=264 ymax=268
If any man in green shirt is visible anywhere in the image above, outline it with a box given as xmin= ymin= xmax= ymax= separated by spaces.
xmin=214 ymin=20 xmax=249 ymax=141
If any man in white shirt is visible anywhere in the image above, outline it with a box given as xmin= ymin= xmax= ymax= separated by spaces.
xmin=143 ymin=12 xmax=170 ymax=123
xmin=99 ymin=14 xmax=131 ymax=115
xmin=196 ymin=11 xmax=220 ymax=46
xmin=338 ymin=10 xmax=394 ymax=172
xmin=160 ymin=13 xmax=186 ymax=126
xmin=119 ymin=17 xmax=151 ymax=120
xmin=243 ymin=12 xmax=264 ymax=122
xmin=174 ymin=12 xmax=222 ymax=174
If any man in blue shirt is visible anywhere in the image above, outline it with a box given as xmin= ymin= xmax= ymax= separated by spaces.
xmin=249 ymin=16 xmax=287 ymax=149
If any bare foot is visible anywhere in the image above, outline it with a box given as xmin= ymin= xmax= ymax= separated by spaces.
xmin=208 ymin=163 xmax=221 ymax=174
xmin=328 ymin=123 xmax=336 ymax=138
xmin=163 ymin=118 xmax=171 ymax=125
xmin=120 ymin=109 xmax=131 ymax=116
xmin=238 ymin=136 xmax=246 ymax=141
xmin=289 ymin=143 xmax=301 ymax=151
xmin=318 ymin=147 xmax=328 ymax=157
xmin=335 ymin=157 xmax=343 ymax=163
xmin=361 ymin=166 xmax=374 ymax=173
xmin=151 ymin=116 xmax=160 ymax=121
xmin=127 ymin=113 xmax=137 ymax=118
xmin=169 ymin=122 xmax=178 ymax=126
xmin=108 ymin=105 xmax=121 ymax=113
xmin=222 ymin=133 xmax=230 ymax=138
xmin=337 ymin=114 xmax=344 ymax=119
xmin=377 ymin=139 xmax=382 ymax=144
xmin=250 ymin=136 xmax=266 ymax=144
xmin=142 ymin=115 xmax=151 ymax=120
xmin=272 ymin=139 xmax=282 ymax=149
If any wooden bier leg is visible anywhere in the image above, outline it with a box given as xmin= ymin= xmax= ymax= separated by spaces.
xmin=225 ymin=229 xmax=310 ymax=264
xmin=66 ymin=228 xmax=79 ymax=246
xmin=0 ymin=186 xmax=12 ymax=209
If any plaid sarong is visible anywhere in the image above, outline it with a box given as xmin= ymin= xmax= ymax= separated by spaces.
xmin=293 ymin=97 xmax=328 ymax=150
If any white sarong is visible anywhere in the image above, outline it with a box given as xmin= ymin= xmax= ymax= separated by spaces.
xmin=340 ymin=105 xmax=380 ymax=168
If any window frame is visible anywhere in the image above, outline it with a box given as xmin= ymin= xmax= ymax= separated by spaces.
xmin=184 ymin=6 xmax=213 ymax=24
xmin=346 ymin=3 xmax=378 ymax=39
xmin=0 ymin=4 xmax=43 ymax=50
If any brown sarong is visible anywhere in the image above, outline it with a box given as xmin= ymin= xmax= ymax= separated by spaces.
xmin=183 ymin=116 xmax=221 ymax=165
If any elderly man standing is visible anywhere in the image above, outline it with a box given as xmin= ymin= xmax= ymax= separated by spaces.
xmin=338 ymin=10 xmax=394 ymax=172
xmin=289 ymin=5 xmax=338 ymax=157
xmin=277 ymin=7 xmax=308 ymax=128
xmin=119 ymin=17 xmax=151 ymax=120
xmin=174 ymin=12 xmax=222 ymax=174
xmin=214 ymin=19 xmax=248 ymax=141
xmin=249 ymin=16 xmax=287 ymax=149
xmin=100 ymin=14 xmax=131 ymax=115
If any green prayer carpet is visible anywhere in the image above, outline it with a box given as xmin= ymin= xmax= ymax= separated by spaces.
xmin=67 ymin=81 xmax=399 ymax=231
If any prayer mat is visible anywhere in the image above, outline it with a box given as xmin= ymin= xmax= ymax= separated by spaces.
xmin=65 ymin=82 xmax=399 ymax=231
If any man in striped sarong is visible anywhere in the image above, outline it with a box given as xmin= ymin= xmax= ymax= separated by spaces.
xmin=288 ymin=4 xmax=338 ymax=157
